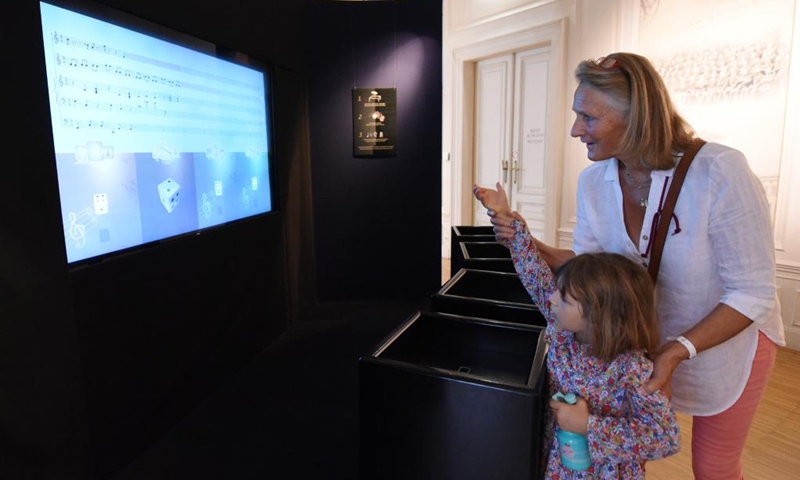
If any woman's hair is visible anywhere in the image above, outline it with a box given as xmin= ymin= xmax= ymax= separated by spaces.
xmin=555 ymin=252 xmax=660 ymax=362
xmin=574 ymin=52 xmax=695 ymax=170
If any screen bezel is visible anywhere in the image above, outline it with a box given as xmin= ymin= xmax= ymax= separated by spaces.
xmin=38 ymin=0 xmax=279 ymax=269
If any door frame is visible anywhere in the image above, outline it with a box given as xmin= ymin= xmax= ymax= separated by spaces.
xmin=450 ymin=18 xmax=567 ymax=247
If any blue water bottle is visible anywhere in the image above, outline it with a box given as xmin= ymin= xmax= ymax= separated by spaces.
xmin=552 ymin=392 xmax=591 ymax=471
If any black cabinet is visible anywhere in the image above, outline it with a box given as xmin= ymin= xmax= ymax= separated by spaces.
xmin=431 ymin=269 xmax=546 ymax=326
xmin=452 ymin=225 xmax=495 ymax=236
xmin=359 ymin=311 xmax=548 ymax=480
xmin=460 ymin=241 xmax=515 ymax=273
xmin=450 ymin=226 xmax=496 ymax=277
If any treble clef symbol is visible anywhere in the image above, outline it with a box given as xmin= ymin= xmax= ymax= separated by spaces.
xmin=67 ymin=211 xmax=86 ymax=248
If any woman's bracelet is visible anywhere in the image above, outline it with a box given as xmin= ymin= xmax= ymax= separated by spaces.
xmin=666 ymin=335 xmax=697 ymax=359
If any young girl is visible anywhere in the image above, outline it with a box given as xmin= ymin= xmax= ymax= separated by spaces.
xmin=474 ymin=183 xmax=680 ymax=479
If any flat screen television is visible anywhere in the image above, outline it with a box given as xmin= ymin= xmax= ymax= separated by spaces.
xmin=38 ymin=0 xmax=275 ymax=265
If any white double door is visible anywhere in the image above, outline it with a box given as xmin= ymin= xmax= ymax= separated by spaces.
xmin=472 ymin=46 xmax=558 ymax=241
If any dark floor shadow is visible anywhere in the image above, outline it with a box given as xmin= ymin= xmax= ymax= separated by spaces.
xmin=112 ymin=298 xmax=428 ymax=480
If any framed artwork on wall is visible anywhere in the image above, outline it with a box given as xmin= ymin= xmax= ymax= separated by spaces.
xmin=352 ymin=87 xmax=397 ymax=157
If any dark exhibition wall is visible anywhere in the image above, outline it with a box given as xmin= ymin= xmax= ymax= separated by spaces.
xmin=3 ymin=0 xmax=442 ymax=478
xmin=4 ymin=0 xmax=313 ymax=478
xmin=307 ymin=1 xmax=443 ymax=302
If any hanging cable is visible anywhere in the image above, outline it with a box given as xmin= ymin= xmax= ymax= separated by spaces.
xmin=350 ymin=4 xmax=357 ymax=88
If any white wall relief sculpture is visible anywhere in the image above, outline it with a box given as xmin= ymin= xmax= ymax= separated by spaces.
xmin=638 ymin=0 xmax=794 ymax=187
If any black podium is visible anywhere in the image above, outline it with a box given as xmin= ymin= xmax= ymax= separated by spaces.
xmin=431 ymin=268 xmax=546 ymax=327
xmin=460 ymin=241 xmax=515 ymax=273
xmin=359 ymin=311 xmax=548 ymax=480
xmin=450 ymin=225 xmax=496 ymax=277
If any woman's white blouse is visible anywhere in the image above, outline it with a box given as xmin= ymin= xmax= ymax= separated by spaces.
xmin=572 ymin=142 xmax=785 ymax=415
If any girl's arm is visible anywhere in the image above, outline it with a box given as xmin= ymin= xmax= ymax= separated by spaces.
xmin=473 ymin=182 xmax=575 ymax=267
xmin=508 ymin=220 xmax=556 ymax=327
xmin=498 ymin=214 xmax=575 ymax=269
xmin=587 ymin=356 xmax=681 ymax=463
xmin=472 ymin=182 xmax=562 ymax=331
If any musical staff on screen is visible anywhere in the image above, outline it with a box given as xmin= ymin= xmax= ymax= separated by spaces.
xmin=47 ymin=28 xmax=267 ymax=149
xmin=59 ymin=117 xmax=265 ymax=137
xmin=54 ymin=52 xmax=261 ymax=103
xmin=48 ymin=33 xmax=265 ymax=143
xmin=52 ymin=31 xmax=261 ymax=91
xmin=57 ymin=92 xmax=265 ymax=127
xmin=55 ymin=74 xmax=263 ymax=117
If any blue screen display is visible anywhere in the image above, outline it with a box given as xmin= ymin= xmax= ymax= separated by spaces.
xmin=39 ymin=1 xmax=273 ymax=264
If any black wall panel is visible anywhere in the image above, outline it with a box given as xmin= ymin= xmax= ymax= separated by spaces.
xmin=308 ymin=1 xmax=443 ymax=301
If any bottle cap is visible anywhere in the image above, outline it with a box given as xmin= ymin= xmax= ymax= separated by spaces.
xmin=552 ymin=392 xmax=578 ymax=405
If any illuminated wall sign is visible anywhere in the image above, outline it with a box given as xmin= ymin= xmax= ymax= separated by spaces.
xmin=353 ymin=87 xmax=397 ymax=157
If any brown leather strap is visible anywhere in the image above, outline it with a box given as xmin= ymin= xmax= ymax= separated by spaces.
xmin=647 ymin=138 xmax=706 ymax=284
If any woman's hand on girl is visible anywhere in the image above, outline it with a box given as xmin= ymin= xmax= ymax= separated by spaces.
xmin=640 ymin=340 xmax=689 ymax=397
xmin=489 ymin=214 xmax=518 ymax=247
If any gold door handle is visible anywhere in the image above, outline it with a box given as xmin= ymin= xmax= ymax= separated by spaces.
xmin=502 ymin=159 xmax=509 ymax=184
xmin=512 ymin=160 xmax=523 ymax=184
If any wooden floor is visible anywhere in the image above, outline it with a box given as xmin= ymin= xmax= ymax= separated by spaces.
xmin=646 ymin=347 xmax=800 ymax=479
xmin=441 ymin=259 xmax=800 ymax=479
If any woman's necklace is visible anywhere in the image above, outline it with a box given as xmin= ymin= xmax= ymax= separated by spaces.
xmin=623 ymin=169 xmax=653 ymax=208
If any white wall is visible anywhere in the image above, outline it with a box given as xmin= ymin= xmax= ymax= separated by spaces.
xmin=442 ymin=0 xmax=800 ymax=350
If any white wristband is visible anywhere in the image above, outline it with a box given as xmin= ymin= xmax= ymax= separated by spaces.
xmin=667 ymin=335 xmax=697 ymax=359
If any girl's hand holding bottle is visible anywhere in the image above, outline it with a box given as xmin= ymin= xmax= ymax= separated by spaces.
xmin=549 ymin=393 xmax=590 ymax=435
xmin=551 ymin=392 xmax=592 ymax=471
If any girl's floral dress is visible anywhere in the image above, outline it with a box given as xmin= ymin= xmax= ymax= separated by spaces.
xmin=509 ymin=221 xmax=680 ymax=479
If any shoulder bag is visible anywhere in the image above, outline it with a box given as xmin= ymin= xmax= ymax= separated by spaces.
xmin=647 ymin=138 xmax=707 ymax=284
